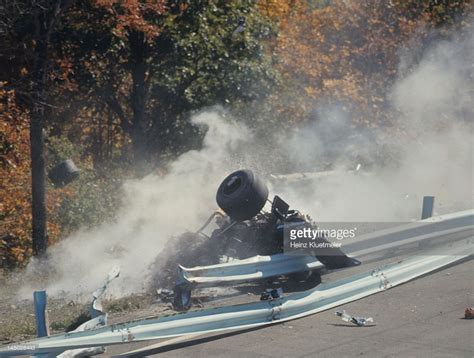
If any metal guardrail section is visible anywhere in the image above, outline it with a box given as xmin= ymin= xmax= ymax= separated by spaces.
xmin=179 ymin=210 xmax=473 ymax=287
xmin=268 ymin=168 xmax=365 ymax=183
xmin=344 ymin=209 xmax=473 ymax=255
xmin=179 ymin=254 xmax=324 ymax=287
xmin=1 ymin=240 xmax=470 ymax=356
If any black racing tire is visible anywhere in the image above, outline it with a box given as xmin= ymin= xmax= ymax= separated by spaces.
xmin=216 ymin=169 xmax=269 ymax=222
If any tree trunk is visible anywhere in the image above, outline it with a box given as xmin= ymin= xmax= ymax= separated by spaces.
xmin=129 ymin=31 xmax=149 ymax=164
xmin=29 ymin=0 xmax=72 ymax=254
xmin=30 ymin=19 xmax=49 ymax=255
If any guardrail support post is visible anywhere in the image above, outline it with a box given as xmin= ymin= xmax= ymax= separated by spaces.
xmin=421 ymin=196 xmax=435 ymax=219
xmin=33 ymin=290 xmax=49 ymax=337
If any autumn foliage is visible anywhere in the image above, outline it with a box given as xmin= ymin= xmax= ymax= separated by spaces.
xmin=94 ymin=0 xmax=165 ymax=37
xmin=267 ymin=0 xmax=424 ymax=126
xmin=0 ymin=85 xmax=69 ymax=267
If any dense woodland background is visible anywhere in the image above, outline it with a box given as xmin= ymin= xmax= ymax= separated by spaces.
xmin=0 ymin=0 xmax=471 ymax=269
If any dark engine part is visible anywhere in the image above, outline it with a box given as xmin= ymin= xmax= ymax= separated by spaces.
xmin=216 ymin=169 xmax=269 ymax=221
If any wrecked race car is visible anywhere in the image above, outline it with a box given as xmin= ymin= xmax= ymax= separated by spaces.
xmin=152 ymin=169 xmax=359 ymax=309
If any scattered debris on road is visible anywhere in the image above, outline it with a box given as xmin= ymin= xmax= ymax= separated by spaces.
xmin=260 ymin=288 xmax=283 ymax=301
xmin=464 ymin=307 xmax=473 ymax=319
xmin=335 ymin=310 xmax=375 ymax=326
xmin=156 ymin=288 xmax=174 ymax=303
xmin=90 ymin=265 xmax=120 ymax=317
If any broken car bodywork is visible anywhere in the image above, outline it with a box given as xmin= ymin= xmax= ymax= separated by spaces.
xmin=154 ymin=170 xmax=360 ymax=307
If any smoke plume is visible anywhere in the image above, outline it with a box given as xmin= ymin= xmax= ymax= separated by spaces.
xmin=19 ymin=26 xmax=473 ymax=299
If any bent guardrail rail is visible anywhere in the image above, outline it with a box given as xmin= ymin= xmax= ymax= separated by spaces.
xmin=179 ymin=254 xmax=324 ymax=287
xmin=178 ymin=210 xmax=473 ymax=287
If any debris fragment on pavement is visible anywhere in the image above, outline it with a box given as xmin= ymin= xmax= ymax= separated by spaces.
xmin=464 ymin=307 xmax=474 ymax=319
xmin=260 ymin=288 xmax=283 ymax=301
xmin=335 ymin=310 xmax=375 ymax=326
xmin=156 ymin=288 xmax=174 ymax=303
xmin=91 ymin=265 xmax=120 ymax=317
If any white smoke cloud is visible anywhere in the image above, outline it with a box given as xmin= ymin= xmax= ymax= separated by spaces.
xmin=389 ymin=36 xmax=473 ymax=214
xmin=19 ymin=111 xmax=251 ymax=298
xmin=18 ymin=27 xmax=473 ymax=300
xmin=275 ymin=34 xmax=473 ymax=221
